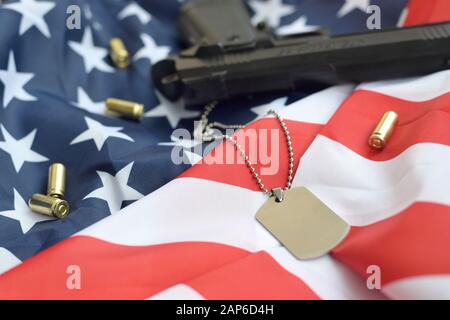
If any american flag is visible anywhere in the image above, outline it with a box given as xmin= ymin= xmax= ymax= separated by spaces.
xmin=0 ymin=0 xmax=449 ymax=299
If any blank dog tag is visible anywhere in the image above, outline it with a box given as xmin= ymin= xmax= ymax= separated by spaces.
xmin=256 ymin=187 xmax=350 ymax=260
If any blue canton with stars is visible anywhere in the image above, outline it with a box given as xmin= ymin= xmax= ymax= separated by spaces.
xmin=0 ymin=0 xmax=406 ymax=264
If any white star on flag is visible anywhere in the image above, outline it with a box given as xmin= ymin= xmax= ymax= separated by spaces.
xmin=145 ymin=92 xmax=200 ymax=129
xmin=158 ymin=136 xmax=203 ymax=166
xmin=3 ymin=0 xmax=55 ymax=38
xmin=0 ymin=248 xmax=21 ymax=275
xmin=134 ymin=33 xmax=170 ymax=64
xmin=0 ymin=51 xmax=36 ymax=108
xmin=251 ymin=96 xmax=288 ymax=118
xmin=84 ymin=162 xmax=144 ymax=214
xmin=0 ymin=125 xmax=48 ymax=172
xmin=68 ymin=27 xmax=114 ymax=74
xmin=70 ymin=117 xmax=134 ymax=151
xmin=118 ymin=2 xmax=151 ymax=24
xmin=73 ymin=87 xmax=106 ymax=116
xmin=0 ymin=189 xmax=54 ymax=234
xmin=337 ymin=0 xmax=370 ymax=18
xmin=83 ymin=3 xmax=93 ymax=20
xmin=277 ymin=16 xmax=319 ymax=36
xmin=249 ymin=0 xmax=296 ymax=27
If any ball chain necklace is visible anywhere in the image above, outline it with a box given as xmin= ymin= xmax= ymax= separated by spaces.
xmin=194 ymin=102 xmax=350 ymax=260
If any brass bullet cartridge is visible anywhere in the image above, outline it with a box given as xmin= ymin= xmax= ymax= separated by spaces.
xmin=47 ymin=163 xmax=66 ymax=199
xmin=110 ymin=38 xmax=130 ymax=69
xmin=29 ymin=194 xmax=70 ymax=219
xmin=106 ymin=98 xmax=144 ymax=120
xmin=369 ymin=111 xmax=399 ymax=150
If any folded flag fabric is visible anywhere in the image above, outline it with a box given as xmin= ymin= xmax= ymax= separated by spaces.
xmin=0 ymin=0 xmax=405 ymax=275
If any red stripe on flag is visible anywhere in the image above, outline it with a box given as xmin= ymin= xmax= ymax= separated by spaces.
xmin=180 ymin=119 xmax=322 ymax=192
xmin=332 ymin=202 xmax=450 ymax=285
xmin=404 ymin=0 xmax=450 ymax=26
xmin=0 ymin=237 xmax=318 ymax=300
xmin=0 ymin=238 xmax=247 ymax=299
xmin=321 ymin=90 xmax=450 ymax=161
xmin=188 ymin=251 xmax=320 ymax=300
xmin=181 ymin=90 xmax=450 ymax=191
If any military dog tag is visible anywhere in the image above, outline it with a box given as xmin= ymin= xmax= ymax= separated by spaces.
xmin=256 ymin=187 xmax=350 ymax=260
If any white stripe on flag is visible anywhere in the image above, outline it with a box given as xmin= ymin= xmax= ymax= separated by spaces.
xmin=383 ymin=275 xmax=450 ymax=300
xmin=79 ymin=177 xmax=275 ymax=250
xmin=296 ymin=136 xmax=450 ymax=226
xmin=0 ymin=248 xmax=21 ymax=275
xmin=148 ymin=284 xmax=205 ymax=300
xmin=357 ymin=70 xmax=450 ymax=102
xmin=266 ymin=247 xmax=385 ymax=300
xmin=280 ymin=84 xmax=354 ymax=124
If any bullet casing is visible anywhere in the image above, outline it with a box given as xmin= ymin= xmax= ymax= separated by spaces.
xmin=369 ymin=111 xmax=399 ymax=150
xmin=48 ymin=163 xmax=66 ymax=198
xmin=110 ymin=38 xmax=130 ymax=69
xmin=106 ymin=98 xmax=144 ymax=120
xmin=29 ymin=194 xmax=70 ymax=219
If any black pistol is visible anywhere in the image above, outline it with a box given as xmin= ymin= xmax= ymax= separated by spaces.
xmin=152 ymin=0 xmax=450 ymax=106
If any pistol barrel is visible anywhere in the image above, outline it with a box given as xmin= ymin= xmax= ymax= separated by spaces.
xmin=153 ymin=8 xmax=450 ymax=106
